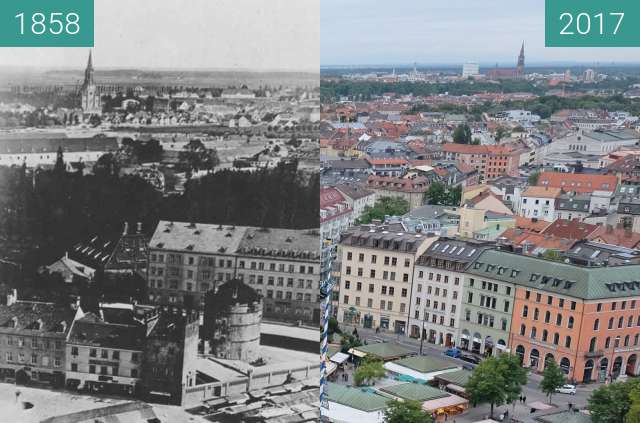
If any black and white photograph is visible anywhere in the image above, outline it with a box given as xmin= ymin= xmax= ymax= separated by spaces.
xmin=0 ymin=0 xmax=320 ymax=421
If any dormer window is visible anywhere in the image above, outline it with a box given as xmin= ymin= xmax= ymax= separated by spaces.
xmin=8 ymin=317 xmax=17 ymax=328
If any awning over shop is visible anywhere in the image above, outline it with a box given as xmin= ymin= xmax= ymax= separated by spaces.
xmin=422 ymin=393 xmax=469 ymax=413
xmin=347 ymin=348 xmax=367 ymax=358
xmin=446 ymin=384 xmax=466 ymax=395
xmin=330 ymin=352 xmax=350 ymax=364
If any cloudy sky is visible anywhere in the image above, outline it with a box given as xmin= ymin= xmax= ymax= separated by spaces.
xmin=321 ymin=0 xmax=640 ymax=66
xmin=0 ymin=0 xmax=319 ymax=72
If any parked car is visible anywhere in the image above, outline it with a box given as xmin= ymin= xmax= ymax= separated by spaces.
xmin=556 ymin=384 xmax=576 ymax=395
xmin=459 ymin=354 xmax=481 ymax=365
xmin=444 ymin=348 xmax=461 ymax=358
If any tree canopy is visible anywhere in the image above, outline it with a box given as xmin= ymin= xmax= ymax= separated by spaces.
xmin=358 ymin=197 xmax=410 ymax=224
xmin=453 ymin=124 xmax=472 ymax=144
xmin=466 ymin=354 xmax=528 ymax=417
xmin=384 ymin=399 xmax=433 ymax=423
xmin=540 ymin=359 xmax=566 ymax=403
xmin=424 ymin=182 xmax=462 ymax=206
xmin=589 ymin=379 xmax=640 ymax=423
xmin=353 ymin=357 xmax=386 ymax=386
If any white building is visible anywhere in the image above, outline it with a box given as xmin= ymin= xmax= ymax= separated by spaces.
xmin=409 ymin=239 xmax=490 ymax=346
xmin=462 ymin=62 xmax=480 ymax=78
xmin=320 ymin=187 xmax=355 ymax=242
xmin=518 ymin=186 xmax=562 ymax=222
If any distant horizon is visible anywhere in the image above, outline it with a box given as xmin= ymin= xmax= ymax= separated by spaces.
xmin=322 ymin=61 xmax=640 ymax=68
xmin=321 ymin=0 xmax=640 ymax=66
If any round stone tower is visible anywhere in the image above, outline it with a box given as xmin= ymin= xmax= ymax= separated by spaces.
xmin=203 ymin=279 xmax=262 ymax=362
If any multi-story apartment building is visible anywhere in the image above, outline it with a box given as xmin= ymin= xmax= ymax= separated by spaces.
xmin=234 ymin=227 xmax=320 ymax=323
xmin=442 ymin=144 xmax=520 ymax=182
xmin=0 ymin=298 xmax=75 ymax=387
xmin=320 ymin=187 xmax=354 ymax=243
xmin=462 ymin=249 xmax=640 ymax=383
xmin=65 ymin=311 xmax=145 ymax=394
xmin=409 ymin=239 xmax=492 ymax=347
xmin=336 ymin=225 xmax=436 ymax=334
xmin=458 ymin=250 xmax=517 ymax=356
xmin=147 ymin=221 xmax=320 ymax=324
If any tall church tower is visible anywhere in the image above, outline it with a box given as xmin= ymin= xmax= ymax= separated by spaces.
xmin=516 ymin=41 xmax=525 ymax=78
xmin=81 ymin=51 xmax=101 ymax=117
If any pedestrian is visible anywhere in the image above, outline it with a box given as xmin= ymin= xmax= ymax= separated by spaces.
xmin=15 ymin=389 xmax=20 ymax=403
xmin=519 ymin=395 xmax=523 ymax=403
xmin=568 ymin=402 xmax=573 ymax=410
xmin=523 ymin=396 xmax=527 ymax=404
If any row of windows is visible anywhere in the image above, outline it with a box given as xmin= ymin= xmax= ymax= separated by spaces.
xmin=151 ymin=254 xmax=315 ymax=274
xmin=346 ymin=252 xmax=411 ymax=268
xmin=593 ymin=315 xmax=640 ymax=331
xmin=522 ymin=306 xmax=575 ymax=328
xmin=343 ymin=281 xmax=408 ymax=297
xmin=416 ymin=284 xmax=459 ymax=299
xmin=415 ymin=310 xmax=456 ymax=327
xmin=2 ymin=351 xmax=62 ymax=367
xmin=417 ymin=299 xmax=456 ymax=314
xmin=466 ymin=292 xmax=511 ymax=313
xmin=342 ymin=296 xmax=406 ymax=313
xmin=344 ymin=266 xmax=410 ymax=281
xmin=519 ymin=325 xmax=572 ymax=348
xmin=2 ymin=337 xmax=64 ymax=350
xmin=417 ymin=272 xmax=461 ymax=285
xmin=524 ymin=291 xmax=578 ymax=310
xmin=588 ymin=334 xmax=640 ymax=352
xmin=71 ymin=362 xmax=138 ymax=378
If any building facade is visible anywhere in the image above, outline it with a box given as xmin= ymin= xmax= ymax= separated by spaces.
xmin=409 ymin=239 xmax=491 ymax=347
xmin=336 ymin=225 xmax=436 ymax=334
xmin=147 ymin=221 xmax=320 ymax=324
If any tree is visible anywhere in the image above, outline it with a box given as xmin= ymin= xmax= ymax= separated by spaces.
xmin=467 ymin=354 xmax=528 ymax=418
xmin=340 ymin=333 xmax=362 ymax=354
xmin=425 ymin=182 xmax=462 ymax=206
xmin=178 ymin=139 xmax=220 ymax=175
xmin=384 ymin=399 xmax=433 ymax=423
xmin=589 ymin=379 xmax=640 ymax=423
xmin=540 ymin=359 xmax=566 ymax=403
xmin=353 ymin=357 xmax=385 ymax=386
xmin=358 ymin=197 xmax=409 ymax=224
xmin=453 ymin=124 xmax=472 ymax=144
xmin=328 ymin=317 xmax=341 ymax=335
xmin=495 ymin=126 xmax=510 ymax=142
xmin=528 ymin=171 xmax=540 ymax=186
xmin=626 ymin=383 xmax=640 ymax=423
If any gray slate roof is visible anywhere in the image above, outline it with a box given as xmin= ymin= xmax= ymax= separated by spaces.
xmin=468 ymin=249 xmax=640 ymax=300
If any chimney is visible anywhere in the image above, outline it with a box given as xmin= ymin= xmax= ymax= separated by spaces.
xmin=6 ymin=289 xmax=17 ymax=306
xmin=122 ymin=222 xmax=129 ymax=235
xmin=136 ymin=222 xmax=142 ymax=234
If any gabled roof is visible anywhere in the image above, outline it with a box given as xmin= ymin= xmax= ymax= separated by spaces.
xmin=326 ymin=383 xmax=389 ymax=412
xmin=68 ymin=312 xmax=145 ymax=350
xmin=522 ymin=186 xmax=562 ymax=199
xmin=0 ymin=302 xmax=75 ymax=336
xmin=390 ymin=355 xmax=458 ymax=374
xmin=537 ymin=172 xmax=617 ymax=194
xmin=380 ymin=382 xmax=449 ymax=402
xmin=352 ymin=342 xmax=414 ymax=360
xmin=541 ymin=219 xmax=599 ymax=240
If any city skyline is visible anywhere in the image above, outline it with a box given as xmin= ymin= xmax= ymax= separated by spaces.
xmin=321 ymin=0 xmax=640 ymax=66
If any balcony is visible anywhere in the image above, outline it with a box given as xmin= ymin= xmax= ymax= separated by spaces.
xmin=584 ymin=350 xmax=604 ymax=358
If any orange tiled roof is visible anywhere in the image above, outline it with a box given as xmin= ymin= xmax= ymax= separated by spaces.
xmin=537 ymin=172 xmax=617 ymax=193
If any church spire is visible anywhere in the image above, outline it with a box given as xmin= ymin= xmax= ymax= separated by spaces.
xmin=84 ymin=50 xmax=94 ymax=87
xmin=517 ymin=41 xmax=525 ymax=76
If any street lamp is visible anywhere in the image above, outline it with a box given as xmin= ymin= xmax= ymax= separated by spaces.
xmin=419 ymin=317 xmax=426 ymax=355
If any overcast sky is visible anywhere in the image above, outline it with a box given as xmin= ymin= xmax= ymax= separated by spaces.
xmin=321 ymin=0 xmax=640 ymax=66
xmin=0 ymin=0 xmax=319 ymax=72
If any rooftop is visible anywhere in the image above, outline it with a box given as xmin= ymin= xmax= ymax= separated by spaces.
xmin=380 ymin=382 xmax=449 ymax=402
xmin=326 ymin=383 xmax=389 ymax=412
xmin=468 ymin=249 xmax=640 ymax=300
xmin=390 ymin=355 xmax=459 ymax=374
xmin=352 ymin=342 xmax=415 ymax=360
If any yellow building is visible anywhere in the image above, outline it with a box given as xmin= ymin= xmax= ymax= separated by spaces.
xmin=336 ymin=225 xmax=437 ymax=333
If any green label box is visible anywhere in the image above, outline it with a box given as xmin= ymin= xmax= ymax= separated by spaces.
xmin=0 ymin=0 xmax=93 ymax=47
xmin=546 ymin=0 xmax=640 ymax=47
